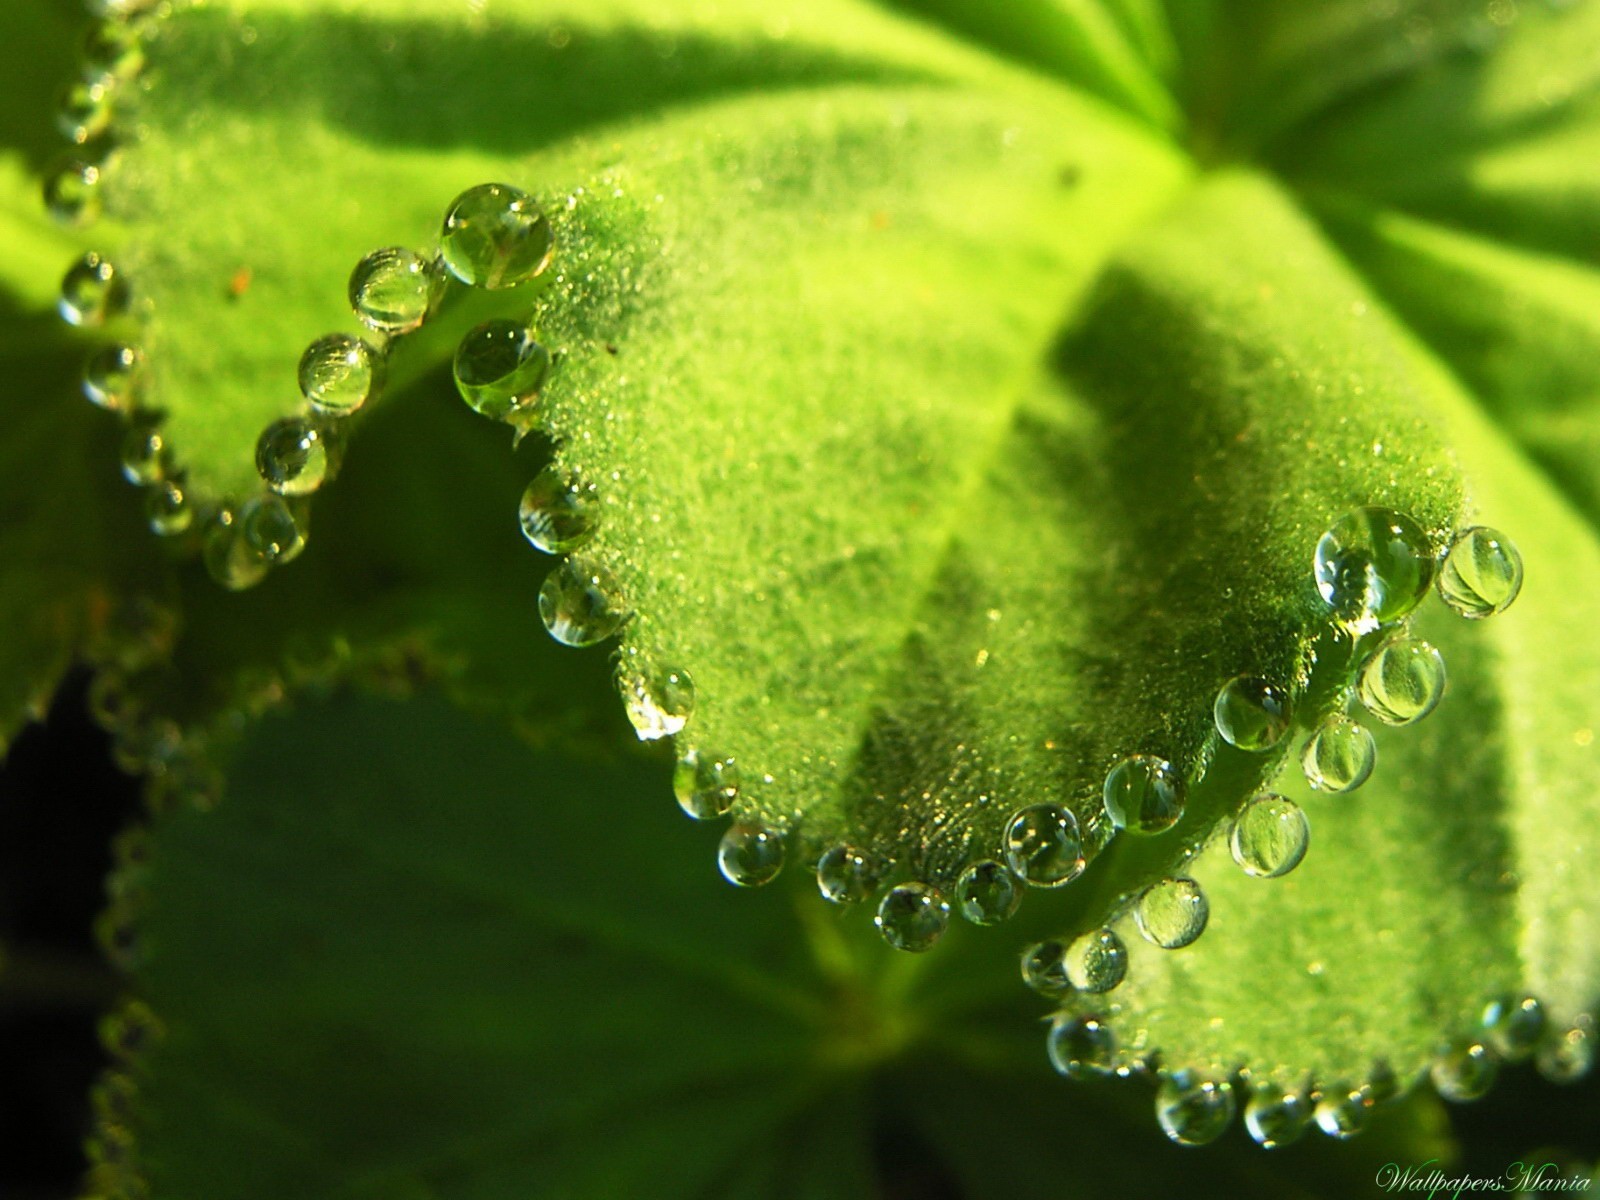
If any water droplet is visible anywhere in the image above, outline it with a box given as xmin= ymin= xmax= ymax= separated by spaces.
xmin=622 ymin=664 xmax=694 ymax=740
xmin=1438 ymin=526 xmax=1523 ymax=618
xmin=816 ymin=844 xmax=878 ymax=903
xmin=1156 ymin=1072 xmax=1236 ymax=1146
xmin=1301 ymin=716 xmax=1376 ymax=793
xmin=83 ymin=343 xmax=142 ymax=411
xmin=954 ymin=858 xmax=1020 ymax=925
xmin=1244 ymin=1085 xmax=1311 ymax=1148
xmin=1536 ymin=1022 xmax=1595 ymax=1084
xmin=255 ymin=417 xmax=328 ymax=496
xmin=120 ymin=421 xmax=170 ymax=485
xmin=87 ymin=0 xmax=159 ymax=19
xmin=1358 ymin=636 xmax=1446 ymax=726
xmin=518 ymin=466 xmax=599 ymax=553
xmin=1314 ymin=506 xmax=1435 ymax=631
xmin=298 ymin=334 xmax=380 ymax=417
xmin=1002 ymin=802 xmax=1084 ymax=887
xmin=1480 ymin=994 xmax=1545 ymax=1061
xmin=1135 ymin=877 xmax=1209 ymax=949
xmin=84 ymin=20 xmax=146 ymax=80
xmin=57 ymin=77 xmax=113 ymax=144
xmin=1364 ymin=1060 xmax=1404 ymax=1104
xmin=439 ymin=183 xmax=554 ymax=289
xmin=538 ymin=558 xmax=629 ymax=647
xmin=202 ymin=509 xmax=270 ymax=592
xmin=1047 ymin=1015 xmax=1117 ymax=1079
xmin=1020 ymin=939 xmax=1072 ymax=996
xmin=1213 ymin=676 xmax=1292 ymax=751
xmin=1103 ymin=754 xmax=1185 ymax=835
xmin=672 ymin=748 xmax=738 ymax=819
xmin=145 ymin=479 xmax=192 ymax=536
xmin=240 ymin=493 xmax=306 ymax=565
xmin=1431 ymin=1040 xmax=1498 ymax=1101
xmin=1314 ymin=1084 xmax=1373 ymax=1139
xmin=1230 ymin=793 xmax=1310 ymax=877
xmin=44 ymin=158 xmax=103 ymax=225
xmin=454 ymin=319 xmax=550 ymax=425
xmin=59 ymin=252 xmax=128 ymax=326
xmin=717 ymin=822 xmax=784 ymax=887
xmin=348 ymin=247 xmax=441 ymax=335
xmin=874 ymin=882 xmax=950 ymax=952
xmin=1065 ymin=928 xmax=1127 ymax=993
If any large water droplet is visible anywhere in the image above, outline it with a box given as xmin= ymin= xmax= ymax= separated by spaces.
xmin=348 ymin=247 xmax=440 ymax=334
xmin=1020 ymin=939 xmax=1072 ymax=997
xmin=1047 ymin=1015 xmax=1117 ymax=1080
xmin=455 ymin=319 xmax=550 ymax=425
xmin=240 ymin=493 xmax=306 ymax=565
xmin=1244 ymin=1085 xmax=1311 ymax=1149
xmin=84 ymin=20 xmax=146 ymax=80
xmin=1481 ymin=995 xmax=1545 ymax=1062
xmin=256 ymin=417 xmax=328 ymax=496
xmin=1103 ymin=754 xmax=1185 ymax=835
xmin=954 ymin=858 xmax=1020 ymax=925
xmin=1135 ymin=877 xmax=1208 ymax=949
xmin=1156 ymin=1072 xmax=1236 ymax=1146
xmin=439 ymin=183 xmax=554 ymax=289
xmin=1438 ymin=526 xmax=1523 ymax=618
xmin=120 ymin=421 xmax=170 ymax=485
xmin=57 ymin=77 xmax=113 ymax=144
xmin=1536 ymin=1022 xmax=1595 ymax=1084
xmin=622 ymin=664 xmax=694 ymax=740
xmin=145 ymin=479 xmax=192 ymax=536
xmin=83 ymin=343 xmax=141 ymax=411
xmin=816 ymin=844 xmax=878 ymax=904
xmin=202 ymin=509 xmax=270 ymax=592
xmin=538 ymin=558 xmax=629 ymax=647
xmin=298 ymin=334 xmax=380 ymax=417
xmin=1230 ymin=793 xmax=1310 ymax=878
xmin=519 ymin=466 xmax=599 ymax=553
xmin=1301 ymin=716 xmax=1375 ymax=793
xmin=1213 ymin=676 xmax=1292 ymax=751
xmin=1314 ymin=506 xmax=1434 ymax=631
xmin=60 ymin=252 xmax=128 ymax=326
xmin=1314 ymin=1085 xmax=1373 ymax=1139
xmin=1358 ymin=636 xmax=1446 ymax=726
xmin=874 ymin=882 xmax=950 ymax=952
xmin=1431 ymin=1040 xmax=1498 ymax=1101
xmin=673 ymin=749 xmax=738 ymax=820
xmin=1065 ymin=928 xmax=1127 ymax=993
xmin=44 ymin=158 xmax=103 ymax=226
xmin=717 ymin=822 xmax=784 ymax=887
xmin=1002 ymin=802 xmax=1084 ymax=887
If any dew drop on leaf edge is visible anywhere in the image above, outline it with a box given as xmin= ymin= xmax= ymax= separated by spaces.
xmin=1065 ymin=928 xmax=1127 ymax=993
xmin=1431 ymin=1041 xmax=1497 ymax=1102
xmin=1313 ymin=506 xmax=1434 ymax=632
xmin=1103 ymin=754 xmax=1186 ymax=835
xmin=348 ymin=246 xmax=440 ymax=335
xmin=537 ymin=558 xmax=629 ymax=647
xmin=83 ymin=343 xmax=142 ymax=411
xmin=1438 ymin=526 xmax=1524 ymax=619
xmin=454 ymin=319 xmax=550 ymax=424
xmin=954 ymin=858 xmax=1021 ymax=925
xmin=1020 ymin=939 xmax=1072 ymax=997
xmin=120 ymin=421 xmax=169 ymax=486
xmin=1047 ymin=1015 xmax=1116 ymax=1081
xmin=1229 ymin=794 xmax=1310 ymax=878
xmin=1301 ymin=715 xmax=1376 ymax=794
xmin=144 ymin=479 xmax=192 ymax=537
xmin=519 ymin=466 xmax=600 ymax=554
xmin=621 ymin=664 xmax=694 ymax=741
xmin=1358 ymin=636 xmax=1446 ymax=726
xmin=240 ymin=493 xmax=306 ymax=565
xmin=439 ymin=183 xmax=555 ymax=290
xmin=44 ymin=159 xmax=102 ymax=226
xmin=1156 ymin=1073 xmax=1236 ymax=1146
xmin=298 ymin=334 xmax=380 ymax=417
xmin=672 ymin=748 xmax=737 ymax=821
xmin=717 ymin=822 xmax=784 ymax=888
xmin=1244 ymin=1086 xmax=1311 ymax=1149
xmin=59 ymin=252 xmax=128 ymax=327
xmin=874 ymin=882 xmax=949 ymax=953
xmin=255 ymin=417 xmax=328 ymax=497
xmin=815 ymin=844 xmax=877 ymax=904
xmin=1213 ymin=676 xmax=1293 ymax=751
xmin=1002 ymin=802 xmax=1084 ymax=888
xmin=1313 ymin=1085 xmax=1373 ymax=1140
xmin=202 ymin=510 xmax=270 ymax=592
xmin=1134 ymin=877 xmax=1209 ymax=950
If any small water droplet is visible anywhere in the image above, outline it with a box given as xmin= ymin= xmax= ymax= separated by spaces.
xmin=1358 ymin=636 xmax=1446 ymax=725
xmin=1020 ymin=939 xmax=1072 ymax=996
xmin=1230 ymin=793 xmax=1310 ymax=877
xmin=1135 ymin=877 xmax=1209 ymax=949
xmin=454 ymin=319 xmax=550 ymax=425
xmin=348 ymin=247 xmax=441 ymax=334
xmin=439 ymin=183 xmax=554 ymax=289
xmin=83 ymin=343 xmax=142 ymax=410
xmin=57 ymin=77 xmax=114 ymax=144
xmin=954 ymin=858 xmax=1020 ymax=925
xmin=1213 ymin=676 xmax=1292 ymax=751
xmin=255 ymin=417 xmax=328 ymax=496
xmin=1065 ymin=928 xmax=1127 ymax=993
xmin=1314 ymin=506 xmax=1434 ymax=631
xmin=717 ymin=822 xmax=784 ymax=887
xmin=120 ymin=420 xmax=169 ymax=485
xmin=44 ymin=158 xmax=103 ymax=225
xmin=145 ymin=479 xmax=192 ymax=536
xmin=1002 ymin=802 xmax=1084 ymax=887
xmin=59 ymin=252 xmax=128 ymax=326
xmin=538 ymin=557 xmax=629 ymax=647
xmin=1301 ymin=716 xmax=1376 ymax=793
xmin=240 ymin=493 xmax=306 ymax=564
xmin=519 ymin=466 xmax=599 ymax=553
xmin=1536 ymin=1022 xmax=1595 ymax=1083
xmin=1314 ymin=1084 xmax=1373 ymax=1139
xmin=83 ymin=20 xmax=146 ymax=80
xmin=1431 ymin=1040 xmax=1498 ymax=1101
xmin=1364 ymin=1060 xmax=1404 ymax=1104
xmin=1244 ymin=1085 xmax=1311 ymax=1148
xmin=672 ymin=748 xmax=738 ymax=819
xmin=298 ymin=334 xmax=380 ymax=417
xmin=1156 ymin=1072 xmax=1236 ymax=1146
xmin=874 ymin=882 xmax=950 ymax=952
xmin=1479 ymin=994 xmax=1545 ymax=1062
xmin=1438 ymin=526 xmax=1523 ymax=618
xmin=1103 ymin=754 xmax=1186 ymax=835
xmin=1047 ymin=1015 xmax=1117 ymax=1079
xmin=622 ymin=664 xmax=694 ymax=740
xmin=816 ymin=844 xmax=878 ymax=903
xmin=202 ymin=509 xmax=270 ymax=591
